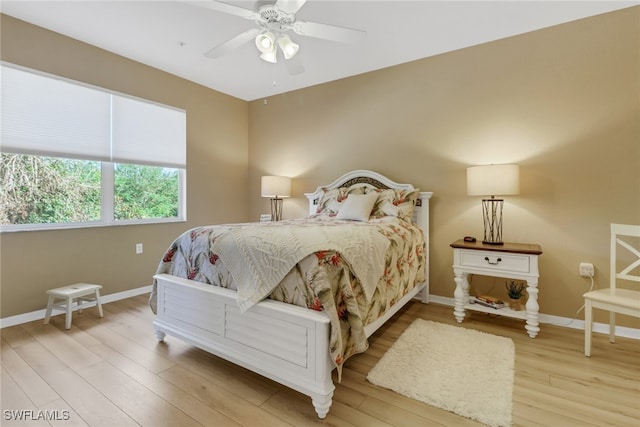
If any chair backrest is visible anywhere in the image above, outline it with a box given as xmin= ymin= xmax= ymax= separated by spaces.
xmin=610 ymin=223 xmax=640 ymax=291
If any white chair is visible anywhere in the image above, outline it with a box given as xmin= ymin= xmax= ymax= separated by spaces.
xmin=584 ymin=224 xmax=640 ymax=356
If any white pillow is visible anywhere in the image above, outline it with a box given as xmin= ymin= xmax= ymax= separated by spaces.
xmin=336 ymin=192 xmax=378 ymax=221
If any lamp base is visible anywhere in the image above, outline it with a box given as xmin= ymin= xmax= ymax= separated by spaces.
xmin=481 ymin=198 xmax=504 ymax=245
xmin=270 ymin=197 xmax=283 ymax=221
xmin=482 ymin=240 xmax=505 ymax=245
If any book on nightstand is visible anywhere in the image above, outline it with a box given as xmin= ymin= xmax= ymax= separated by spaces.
xmin=470 ymin=295 xmax=505 ymax=309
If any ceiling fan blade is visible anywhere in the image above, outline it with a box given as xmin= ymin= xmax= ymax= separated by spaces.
xmin=293 ymin=21 xmax=366 ymax=45
xmin=182 ymin=0 xmax=258 ymax=20
xmin=275 ymin=0 xmax=307 ymax=14
xmin=204 ymin=27 xmax=261 ymax=58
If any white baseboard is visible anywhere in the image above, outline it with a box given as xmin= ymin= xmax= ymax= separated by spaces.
xmin=429 ymin=295 xmax=640 ymax=340
xmin=4 ymin=289 xmax=638 ymax=340
xmin=0 ymin=285 xmax=153 ymax=329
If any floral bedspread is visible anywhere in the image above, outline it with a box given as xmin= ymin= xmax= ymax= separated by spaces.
xmin=150 ymin=215 xmax=426 ymax=375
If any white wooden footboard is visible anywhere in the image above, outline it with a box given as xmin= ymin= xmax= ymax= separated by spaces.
xmin=153 ymin=273 xmax=335 ymax=418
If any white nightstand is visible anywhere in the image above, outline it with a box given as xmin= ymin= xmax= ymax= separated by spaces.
xmin=451 ymin=239 xmax=543 ymax=338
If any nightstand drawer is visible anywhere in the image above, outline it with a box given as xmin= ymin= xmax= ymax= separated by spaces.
xmin=459 ymin=250 xmax=531 ymax=273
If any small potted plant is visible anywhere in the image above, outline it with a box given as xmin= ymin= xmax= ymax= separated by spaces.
xmin=505 ymin=280 xmax=526 ymax=311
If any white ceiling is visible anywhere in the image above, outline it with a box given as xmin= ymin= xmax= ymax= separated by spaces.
xmin=1 ymin=0 xmax=637 ymax=101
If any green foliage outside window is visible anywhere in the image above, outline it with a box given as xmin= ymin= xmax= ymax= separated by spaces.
xmin=1 ymin=154 xmax=100 ymax=224
xmin=114 ymin=163 xmax=179 ymax=220
xmin=1 ymin=153 xmax=180 ymax=226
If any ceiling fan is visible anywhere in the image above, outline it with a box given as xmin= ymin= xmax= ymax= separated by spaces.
xmin=187 ymin=0 xmax=366 ymax=64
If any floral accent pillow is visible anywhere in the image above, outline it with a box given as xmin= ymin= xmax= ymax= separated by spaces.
xmin=315 ymin=185 xmax=366 ymax=216
xmin=367 ymin=188 xmax=420 ymax=221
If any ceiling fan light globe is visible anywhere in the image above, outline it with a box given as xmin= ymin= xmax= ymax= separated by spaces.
xmin=255 ymin=31 xmax=276 ymax=53
xmin=260 ymin=50 xmax=278 ymax=63
xmin=277 ymin=35 xmax=299 ymax=59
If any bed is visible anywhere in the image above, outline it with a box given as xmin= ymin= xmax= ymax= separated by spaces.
xmin=150 ymin=169 xmax=432 ymax=418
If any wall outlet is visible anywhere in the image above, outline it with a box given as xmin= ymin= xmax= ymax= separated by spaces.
xmin=579 ymin=262 xmax=594 ymax=277
xmin=135 ymin=243 xmax=143 ymax=254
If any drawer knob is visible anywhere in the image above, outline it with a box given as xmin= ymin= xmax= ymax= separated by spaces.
xmin=484 ymin=256 xmax=502 ymax=265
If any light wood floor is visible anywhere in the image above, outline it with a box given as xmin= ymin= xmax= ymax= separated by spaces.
xmin=2 ymin=295 xmax=639 ymax=426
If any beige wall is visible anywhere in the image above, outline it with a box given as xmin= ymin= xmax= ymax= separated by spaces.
xmin=0 ymin=15 xmax=249 ymax=318
xmin=248 ymin=7 xmax=640 ymax=326
xmin=2 ymin=8 xmax=639 ymax=327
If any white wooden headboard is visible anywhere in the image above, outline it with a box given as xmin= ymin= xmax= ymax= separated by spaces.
xmin=304 ymin=169 xmax=432 ymax=230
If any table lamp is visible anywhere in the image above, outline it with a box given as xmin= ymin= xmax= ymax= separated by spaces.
xmin=467 ymin=164 xmax=519 ymax=245
xmin=261 ymin=175 xmax=291 ymax=221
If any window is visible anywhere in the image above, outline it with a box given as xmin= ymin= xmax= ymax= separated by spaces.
xmin=1 ymin=155 xmax=101 ymax=225
xmin=114 ymin=163 xmax=180 ymax=220
xmin=0 ymin=63 xmax=186 ymax=231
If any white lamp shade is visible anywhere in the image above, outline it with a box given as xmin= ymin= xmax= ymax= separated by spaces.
xmin=255 ymin=32 xmax=276 ymax=53
xmin=260 ymin=48 xmax=278 ymax=64
xmin=467 ymin=164 xmax=520 ymax=196
xmin=261 ymin=176 xmax=291 ymax=198
xmin=277 ymin=35 xmax=299 ymax=59
xmin=259 ymin=49 xmax=278 ymax=63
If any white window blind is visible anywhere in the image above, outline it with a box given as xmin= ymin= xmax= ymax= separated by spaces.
xmin=1 ymin=64 xmax=186 ymax=168
xmin=1 ymin=66 xmax=112 ymax=161
xmin=112 ymin=95 xmax=186 ymax=168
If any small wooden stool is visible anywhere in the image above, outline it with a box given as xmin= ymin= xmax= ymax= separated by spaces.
xmin=44 ymin=283 xmax=104 ymax=329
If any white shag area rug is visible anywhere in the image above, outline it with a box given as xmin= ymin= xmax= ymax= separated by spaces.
xmin=367 ymin=319 xmax=515 ymax=427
